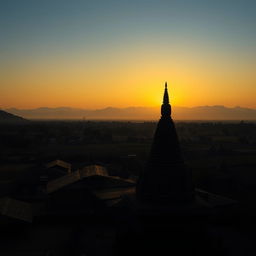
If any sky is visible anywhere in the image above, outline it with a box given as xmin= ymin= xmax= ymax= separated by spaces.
xmin=1 ymin=0 xmax=256 ymax=109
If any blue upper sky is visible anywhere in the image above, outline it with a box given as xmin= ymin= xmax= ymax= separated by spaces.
xmin=1 ymin=0 xmax=255 ymax=57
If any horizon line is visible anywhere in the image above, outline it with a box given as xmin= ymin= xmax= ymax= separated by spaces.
xmin=3 ymin=105 xmax=256 ymax=110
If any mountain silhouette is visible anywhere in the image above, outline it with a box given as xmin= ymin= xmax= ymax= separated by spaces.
xmin=0 ymin=109 xmax=27 ymax=123
xmin=5 ymin=106 xmax=256 ymax=120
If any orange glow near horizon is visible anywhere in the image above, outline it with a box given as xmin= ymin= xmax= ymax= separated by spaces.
xmin=1 ymin=45 xmax=256 ymax=110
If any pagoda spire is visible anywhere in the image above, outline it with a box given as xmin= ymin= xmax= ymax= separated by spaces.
xmin=136 ymin=82 xmax=194 ymax=204
xmin=163 ymin=82 xmax=169 ymax=104
xmin=161 ymin=82 xmax=171 ymax=117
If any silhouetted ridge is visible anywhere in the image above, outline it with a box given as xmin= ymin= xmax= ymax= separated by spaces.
xmin=6 ymin=106 xmax=256 ymax=120
xmin=0 ymin=109 xmax=27 ymax=123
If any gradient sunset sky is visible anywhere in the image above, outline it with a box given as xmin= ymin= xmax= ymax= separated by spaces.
xmin=1 ymin=0 xmax=255 ymax=109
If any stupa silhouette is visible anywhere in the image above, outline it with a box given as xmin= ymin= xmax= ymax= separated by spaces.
xmin=137 ymin=82 xmax=194 ymax=204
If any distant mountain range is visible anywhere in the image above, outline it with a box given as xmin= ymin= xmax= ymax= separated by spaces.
xmin=0 ymin=110 xmax=27 ymax=123
xmin=5 ymin=106 xmax=256 ymax=121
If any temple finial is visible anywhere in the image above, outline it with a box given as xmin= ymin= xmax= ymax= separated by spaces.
xmin=161 ymin=82 xmax=171 ymax=116
xmin=163 ymin=82 xmax=169 ymax=104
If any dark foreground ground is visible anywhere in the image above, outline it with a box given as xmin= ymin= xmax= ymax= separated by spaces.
xmin=0 ymin=120 xmax=256 ymax=255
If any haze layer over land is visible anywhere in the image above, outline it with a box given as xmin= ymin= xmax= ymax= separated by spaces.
xmin=6 ymin=106 xmax=256 ymax=121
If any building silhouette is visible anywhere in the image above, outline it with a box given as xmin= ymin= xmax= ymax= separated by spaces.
xmin=137 ymin=82 xmax=194 ymax=204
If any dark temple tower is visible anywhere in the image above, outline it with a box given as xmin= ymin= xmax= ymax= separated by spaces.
xmin=137 ymin=82 xmax=194 ymax=204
